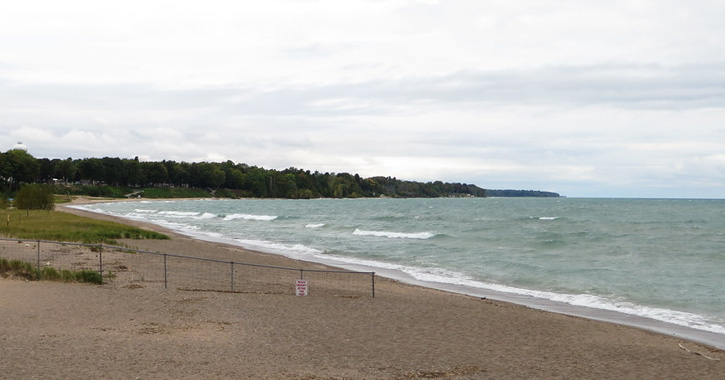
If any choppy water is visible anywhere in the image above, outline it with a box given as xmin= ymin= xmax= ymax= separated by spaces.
xmin=73 ymin=197 xmax=725 ymax=345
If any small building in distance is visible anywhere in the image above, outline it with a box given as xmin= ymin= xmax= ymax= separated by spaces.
xmin=11 ymin=141 xmax=28 ymax=151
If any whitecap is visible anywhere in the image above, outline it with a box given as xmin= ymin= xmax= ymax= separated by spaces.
xmin=133 ymin=209 xmax=158 ymax=213
xmin=150 ymin=219 xmax=200 ymax=232
xmin=232 ymin=238 xmax=322 ymax=256
xmin=353 ymin=228 xmax=435 ymax=240
xmin=223 ymin=213 xmax=278 ymax=221
xmin=158 ymin=211 xmax=200 ymax=218
xmin=305 ymin=223 xmax=325 ymax=229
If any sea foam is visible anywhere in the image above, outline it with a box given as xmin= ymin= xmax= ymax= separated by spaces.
xmin=353 ymin=228 xmax=435 ymax=240
xmin=317 ymin=253 xmax=725 ymax=335
xmin=232 ymin=238 xmax=322 ymax=257
xmin=158 ymin=211 xmax=200 ymax=217
xmin=223 ymin=214 xmax=277 ymax=221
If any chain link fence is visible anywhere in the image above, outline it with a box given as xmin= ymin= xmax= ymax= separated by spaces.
xmin=0 ymin=238 xmax=375 ymax=297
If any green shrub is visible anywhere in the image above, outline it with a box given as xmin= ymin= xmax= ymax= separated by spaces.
xmin=0 ymin=258 xmax=103 ymax=284
xmin=75 ymin=270 xmax=103 ymax=284
xmin=41 ymin=266 xmax=61 ymax=280
xmin=16 ymin=184 xmax=55 ymax=210
xmin=1 ymin=259 xmax=37 ymax=280
xmin=10 ymin=259 xmax=32 ymax=272
xmin=60 ymin=269 xmax=75 ymax=282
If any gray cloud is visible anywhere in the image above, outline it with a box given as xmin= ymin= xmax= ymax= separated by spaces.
xmin=4 ymin=62 xmax=723 ymax=123
xmin=3 ymin=1 xmax=725 ymax=198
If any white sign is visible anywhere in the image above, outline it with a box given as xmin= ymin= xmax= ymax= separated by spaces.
xmin=295 ymin=279 xmax=309 ymax=296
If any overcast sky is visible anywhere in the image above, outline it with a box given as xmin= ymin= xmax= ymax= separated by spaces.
xmin=2 ymin=0 xmax=724 ymax=198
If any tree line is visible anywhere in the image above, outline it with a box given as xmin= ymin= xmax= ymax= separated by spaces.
xmin=1 ymin=149 xmax=488 ymax=200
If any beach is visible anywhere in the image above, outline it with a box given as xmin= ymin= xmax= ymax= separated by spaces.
xmin=1 ymin=199 xmax=723 ymax=379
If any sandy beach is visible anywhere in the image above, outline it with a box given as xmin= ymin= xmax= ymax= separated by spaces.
xmin=1 ymin=198 xmax=723 ymax=379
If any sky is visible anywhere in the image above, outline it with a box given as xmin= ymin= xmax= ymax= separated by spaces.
xmin=1 ymin=0 xmax=724 ymax=198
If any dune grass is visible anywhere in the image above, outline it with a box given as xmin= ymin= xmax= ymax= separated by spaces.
xmin=0 ymin=257 xmax=103 ymax=284
xmin=1 ymin=209 xmax=169 ymax=244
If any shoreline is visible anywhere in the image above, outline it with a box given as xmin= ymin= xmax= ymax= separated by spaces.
xmin=3 ymin=197 xmax=721 ymax=379
xmin=64 ymin=197 xmax=725 ymax=350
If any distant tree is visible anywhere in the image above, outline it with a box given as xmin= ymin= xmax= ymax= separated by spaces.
xmin=4 ymin=151 xmax=495 ymax=199
xmin=54 ymin=158 xmax=77 ymax=184
xmin=141 ymin=161 xmax=169 ymax=186
xmin=77 ymin=158 xmax=105 ymax=184
xmin=170 ymin=162 xmax=190 ymax=187
xmin=189 ymin=162 xmax=225 ymax=189
xmin=15 ymin=184 xmax=55 ymax=211
xmin=246 ymin=167 xmax=269 ymax=197
xmin=0 ymin=149 xmax=40 ymax=190
xmin=38 ymin=158 xmax=57 ymax=182
xmin=123 ymin=157 xmax=143 ymax=187
xmin=221 ymin=161 xmax=245 ymax=189
xmin=101 ymin=157 xmax=124 ymax=186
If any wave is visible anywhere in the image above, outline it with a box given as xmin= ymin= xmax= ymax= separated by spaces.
xmin=136 ymin=210 xmax=218 ymax=220
xmin=222 ymin=214 xmax=278 ymax=221
xmin=149 ymin=219 xmax=200 ymax=233
xmin=232 ymin=238 xmax=322 ymax=257
xmin=352 ymin=228 xmax=435 ymax=240
xmin=305 ymin=223 xmax=325 ymax=229
xmin=313 ymin=253 xmax=725 ymax=336
xmin=158 ymin=211 xmax=200 ymax=217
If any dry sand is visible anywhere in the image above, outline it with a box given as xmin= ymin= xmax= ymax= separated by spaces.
xmin=1 ymin=198 xmax=723 ymax=379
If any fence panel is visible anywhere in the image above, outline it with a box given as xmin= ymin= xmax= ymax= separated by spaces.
xmin=298 ymin=269 xmax=374 ymax=298
xmin=232 ymin=264 xmax=300 ymax=295
xmin=105 ymin=248 xmax=168 ymax=289
xmin=165 ymin=254 xmax=228 ymax=292
xmin=0 ymin=238 xmax=374 ymax=297
xmin=0 ymin=239 xmax=37 ymax=263
xmin=38 ymin=241 xmax=101 ymax=273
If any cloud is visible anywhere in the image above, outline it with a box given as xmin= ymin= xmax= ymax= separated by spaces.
xmin=2 ymin=1 xmax=725 ymax=197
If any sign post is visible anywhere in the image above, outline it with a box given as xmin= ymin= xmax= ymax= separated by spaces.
xmin=295 ymin=279 xmax=309 ymax=296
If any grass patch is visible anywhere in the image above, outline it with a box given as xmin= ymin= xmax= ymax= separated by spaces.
xmin=0 ymin=258 xmax=103 ymax=284
xmin=0 ymin=258 xmax=36 ymax=280
xmin=1 ymin=209 xmax=169 ymax=244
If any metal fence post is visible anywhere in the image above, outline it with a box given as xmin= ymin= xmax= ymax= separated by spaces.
xmin=230 ymin=261 xmax=235 ymax=292
xmin=163 ymin=253 xmax=168 ymax=289
xmin=36 ymin=240 xmax=41 ymax=280
xmin=98 ymin=245 xmax=103 ymax=283
xmin=371 ymin=272 xmax=375 ymax=298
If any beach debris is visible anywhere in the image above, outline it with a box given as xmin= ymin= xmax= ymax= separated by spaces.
xmin=678 ymin=343 xmax=721 ymax=361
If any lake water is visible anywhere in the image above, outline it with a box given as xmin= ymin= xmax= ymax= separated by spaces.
xmin=72 ymin=197 xmax=725 ymax=348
